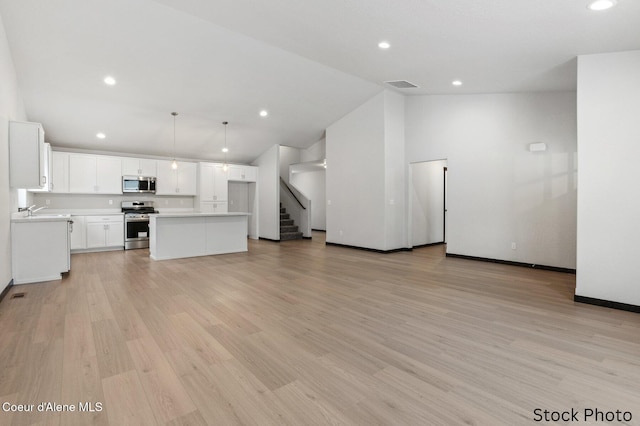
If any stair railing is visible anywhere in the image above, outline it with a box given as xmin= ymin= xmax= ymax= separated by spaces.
xmin=279 ymin=177 xmax=311 ymax=238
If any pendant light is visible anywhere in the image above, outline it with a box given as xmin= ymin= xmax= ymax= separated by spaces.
xmin=171 ymin=112 xmax=178 ymax=170
xmin=222 ymin=121 xmax=229 ymax=172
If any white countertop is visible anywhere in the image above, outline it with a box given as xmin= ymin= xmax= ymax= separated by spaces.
xmin=12 ymin=214 xmax=72 ymax=223
xmin=151 ymin=212 xmax=250 ymax=218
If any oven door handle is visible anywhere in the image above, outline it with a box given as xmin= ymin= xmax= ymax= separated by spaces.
xmin=125 ymin=217 xmax=150 ymax=222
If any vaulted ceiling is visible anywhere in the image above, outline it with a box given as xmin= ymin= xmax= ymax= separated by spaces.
xmin=1 ymin=0 xmax=638 ymax=163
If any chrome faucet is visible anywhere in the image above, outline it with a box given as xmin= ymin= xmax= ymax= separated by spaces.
xmin=26 ymin=205 xmax=46 ymax=216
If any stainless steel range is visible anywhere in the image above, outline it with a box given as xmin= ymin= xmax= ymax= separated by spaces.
xmin=122 ymin=201 xmax=157 ymax=249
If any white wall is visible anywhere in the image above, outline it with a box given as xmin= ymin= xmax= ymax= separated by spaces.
xmin=0 ymin=13 xmax=27 ymax=291
xmin=383 ymin=91 xmax=407 ymax=250
xmin=326 ymin=92 xmax=386 ymax=249
xmin=411 ymin=160 xmax=447 ymax=246
xmin=252 ymin=145 xmax=279 ymax=240
xmin=300 ymin=138 xmax=326 ymax=163
xmin=291 ymin=170 xmax=326 ymax=230
xmin=406 ymin=92 xmax=577 ymax=269
xmin=576 ymin=50 xmax=640 ymax=306
xmin=279 ymin=146 xmax=300 ymax=184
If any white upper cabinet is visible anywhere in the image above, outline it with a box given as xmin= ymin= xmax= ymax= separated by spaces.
xmin=156 ymin=160 xmax=197 ymax=195
xmin=122 ymin=157 xmax=157 ymax=176
xmin=51 ymin=151 xmax=69 ymax=193
xmin=69 ymin=154 xmax=122 ymax=194
xmin=9 ymin=121 xmax=46 ymax=189
xmin=228 ymin=164 xmax=257 ymax=182
xmin=29 ymin=143 xmax=53 ymax=192
xmin=198 ymin=163 xmax=228 ymax=202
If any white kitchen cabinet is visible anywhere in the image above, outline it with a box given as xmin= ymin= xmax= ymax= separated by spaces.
xmin=9 ymin=121 xmax=46 ymax=189
xmin=198 ymin=162 xmax=228 ymax=202
xmin=228 ymin=164 xmax=257 ymax=182
xmin=85 ymin=216 xmax=124 ymax=249
xmin=11 ymin=217 xmax=71 ymax=284
xmin=199 ymin=202 xmax=228 ymax=213
xmin=156 ymin=160 xmax=197 ymax=195
xmin=69 ymin=154 xmax=122 ymax=194
xmin=122 ymin=157 xmax=157 ymax=176
xmin=51 ymin=151 xmax=69 ymax=193
xmin=70 ymin=215 xmax=86 ymax=250
xmin=29 ymin=143 xmax=53 ymax=192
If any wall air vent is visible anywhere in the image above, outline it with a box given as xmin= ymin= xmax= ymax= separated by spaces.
xmin=385 ymin=80 xmax=419 ymax=89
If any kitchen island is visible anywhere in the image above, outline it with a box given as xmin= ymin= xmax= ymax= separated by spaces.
xmin=149 ymin=212 xmax=249 ymax=260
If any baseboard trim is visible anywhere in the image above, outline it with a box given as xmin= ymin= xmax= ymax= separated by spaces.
xmin=259 ymin=237 xmax=280 ymax=243
xmin=413 ymin=241 xmax=445 ymax=249
xmin=302 ymin=236 xmax=312 ymax=240
xmin=0 ymin=279 xmax=14 ymax=304
xmin=326 ymin=242 xmax=412 ymax=254
xmin=445 ymin=253 xmax=576 ymax=274
xmin=311 ymin=229 xmax=326 ymax=233
xmin=574 ymin=295 xmax=640 ymax=314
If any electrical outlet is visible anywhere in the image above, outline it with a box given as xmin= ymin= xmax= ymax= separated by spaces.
xmin=327 ymin=200 xmax=332 ymax=206
xmin=389 ymin=199 xmax=395 ymax=205
xmin=45 ymin=199 xmax=50 ymax=205
xmin=180 ymin=200 xmax=184 ymax=205
xmin=511 ymin=242 xmax=517 ymax=250
xmin=108 ymin=199 xmax=113 ymax=205
xmin=339 ymin=230 xmax=343 ymax=236
xmin=165 ymin=199 xmax=169 ymax=205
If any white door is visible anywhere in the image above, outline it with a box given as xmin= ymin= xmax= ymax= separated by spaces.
xmin=69 ymin=154 xmax=96 ymax=193
xmin=177 ymin=162 xmax=197 ymax=195
xmin=156 ymin=160 xmax=177 ymax=195
xmin=86 ymin=223 xmax=106 ymax=248
xmin=96 ymin=156 xmax=122 ymax=194
xmin=51 ymin=151 xmax=69 ymax=193
xmin=106 ymin=222 xmax=124 ymax=246
xmin=213 ymin=164 xmax=228 ymax=201
xmin=199 ymin=163 xmax=215 ymax=201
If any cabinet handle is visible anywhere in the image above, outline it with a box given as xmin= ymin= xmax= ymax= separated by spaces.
xmin=242 ymin=174 xmax=245 ymax=180
xmin=176 ymin=188 xmax=180 ymax=193
xmin=213 ymin=195 xmax=217 ymax=201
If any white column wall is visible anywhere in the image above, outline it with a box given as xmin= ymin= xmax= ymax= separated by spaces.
xmin=326 ymin=92 xmax=386 ymax=249
xmin=405 ymin=92 xmax=577 ymax=269
xmin=252 ymin=145 xmax=280 ymax=240
xmin=576 ymin=50 xmax=640 ymax=306
xmin=1 ymin=13 xmax=28 ymax=291
xmin=383 ymin=91 xmax=408 ymax=250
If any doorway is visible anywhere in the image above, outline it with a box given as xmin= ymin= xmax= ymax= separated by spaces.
xmin=409 ymin=159 xmax=448 ymax=247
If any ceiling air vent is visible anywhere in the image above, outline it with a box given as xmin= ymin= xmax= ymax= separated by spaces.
xmin=385 ymin=80 xmax=419 ymax=89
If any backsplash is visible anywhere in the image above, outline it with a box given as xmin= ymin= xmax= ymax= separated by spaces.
xmin=32 ymin=193 xmax=194 ymax=211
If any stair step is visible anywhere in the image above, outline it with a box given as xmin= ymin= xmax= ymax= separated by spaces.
xmin=280 ymin=207 xmax=286 ymax=213
xmin=280 ymin=213 xmax=290 ymax=219
xmin=280 ymin=231 xmax=303 ymax=241
xmin=280 ymin=219 xmax=294 ymax=226
xmin=280 ymin=225 xmax=298 ymax=233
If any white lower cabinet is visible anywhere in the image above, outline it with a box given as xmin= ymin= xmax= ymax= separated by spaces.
xmin=86 ymin=216 xmax=124 ymax=248
xmin=199 ymin=202 xmax=228 ymax=213
xmin=70 ymin=215 xmax=86 ymax=250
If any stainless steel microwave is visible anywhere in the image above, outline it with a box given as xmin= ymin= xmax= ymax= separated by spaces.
xmin=122 ymin=176 xmax=156 ymax=193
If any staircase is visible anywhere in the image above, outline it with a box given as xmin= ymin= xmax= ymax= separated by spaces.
xmin=280 ymin=204 xmax=303 ymax=241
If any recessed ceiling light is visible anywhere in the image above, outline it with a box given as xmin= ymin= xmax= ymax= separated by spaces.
xmin=378 ymin=41 xmax=391 ymax=49
xmin=259 ymin=110 xmax=268 ymax=117
xmin=103 ymin=76 xmax=116 ymax=85
xmin=587 ymin=0 xmax=617 ymax=10
xmin=452 ymin=80 xmax=463 ymax=86
xmin=222 ymin=147 xmax=229 ymax=153
xmin=96 ymin=132 xmax=106 ymax=139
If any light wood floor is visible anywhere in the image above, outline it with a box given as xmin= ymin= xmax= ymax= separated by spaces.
xmin=1 ymin=233 xmax=639 ymax=425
